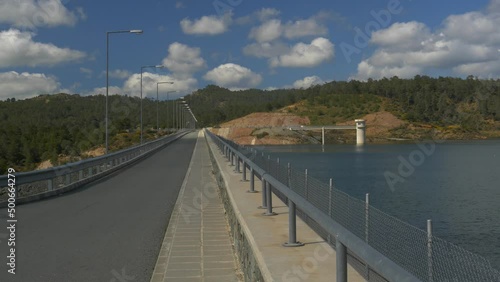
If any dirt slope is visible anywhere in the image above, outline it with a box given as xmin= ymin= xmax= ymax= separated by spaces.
xmin=211 ymin=110 xmax=408 ymax=145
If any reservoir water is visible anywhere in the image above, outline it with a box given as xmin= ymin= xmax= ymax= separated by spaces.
xmin=256 ymin=140 xmax=500 ymax=270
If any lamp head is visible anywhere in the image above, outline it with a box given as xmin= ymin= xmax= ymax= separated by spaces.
xmin=130 ymin=30 xmax=143 ymax=34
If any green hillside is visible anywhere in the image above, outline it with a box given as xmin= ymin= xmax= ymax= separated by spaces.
xmin=1 ymin=76 xmax=500 ymax=174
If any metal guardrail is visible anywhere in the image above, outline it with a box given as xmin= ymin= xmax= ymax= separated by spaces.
xmin=0 ymin=130 xmax=191 ymax=206
xmin=205 ymin=129 xmax=500 ymax=282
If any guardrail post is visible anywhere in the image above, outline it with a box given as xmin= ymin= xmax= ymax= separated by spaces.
xmin=65 ymin=173 xmax=70 ymax=186
xmin=336 ymin=237 xmax=347 ymax=282
xmin=259 ymin=178 xmax=267 ymax=209
xmin=263 ymin=181 xmax=277 ymax=216
xmin=79 ymin=170 xmax=83 ymax=180
xmin=305 ymin=169 xmax=308 ymax=200
xmin=242 ymin=161 xmax=247 ymax=181
xmin=236 ymin=155 xmax=241 ymax=173
xmin=427 ymin=219 xmax=433 ymax=282
xmin=88 ymin=167 xmax=93 ymax=177
xmin=47 ymin=179 xmax=53 ymax=192
xmin=248 ymin=167 xmax=257 ymax=193
xmin=283 ymin=200 xmax=304 ymax=247
xmin=230 ymin=151 xmax=235 ymax=166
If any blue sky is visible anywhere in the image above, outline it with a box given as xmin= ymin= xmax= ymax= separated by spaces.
xmin=0 ymin=0 xmax=498 ymax=100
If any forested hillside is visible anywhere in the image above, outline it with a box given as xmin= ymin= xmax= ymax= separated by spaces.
xmin=187 ymin=77 xmax=500 ymax=130
xmin=0 ymin=94 xmax=177 ymax=173
xmin=1 ymin=76 xmax=499 ymax=174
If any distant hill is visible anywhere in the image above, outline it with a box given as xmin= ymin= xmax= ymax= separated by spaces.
xmin=1 ymin=76 xmax=500 ymax=173
xmin=0 ymin=94 xmax=176 ymax=173
xmin=187 ymin=78 xmax=500 ymax=130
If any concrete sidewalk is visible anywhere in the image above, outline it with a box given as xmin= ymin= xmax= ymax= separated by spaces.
xmin=205 ymin=133 xmax=366 ymax=282
xmin=151 ymin=131 xmax=243 ymax=282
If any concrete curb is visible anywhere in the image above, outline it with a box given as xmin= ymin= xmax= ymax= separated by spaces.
xmin=205 ymin=133 xmax=273 ymax=282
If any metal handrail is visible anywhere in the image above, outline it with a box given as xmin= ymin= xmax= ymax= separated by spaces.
xmin=205 ymin=129 xmax=500 ymax=282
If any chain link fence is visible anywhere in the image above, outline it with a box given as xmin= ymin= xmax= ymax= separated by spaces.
xmin=211 ymin=133 xmax=500 ymax=282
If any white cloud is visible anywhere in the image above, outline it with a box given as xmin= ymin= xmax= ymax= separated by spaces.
xmin=88 ymin=86 xmax=123 ymax=96
xmin=123 ymin=72 xmax=197 ymax=98
xmin=453 ymin=60 xmax=500 ymax=78
xmin=264 ymin=86 xmax=279 ymax=91
xmin=203 ymin=63 xmax=262 ymax=90
xmin=488 ymin=0 xmax=500 ymax=13
xmin=162 ymin=42 xmax=206 ymax=78
xmin=443 ymin=12 xmax=500 ymax=45
xmin=257 ymin=8 xmax=280 ymax=22
xmin=80 ymin=67 xmax=93 ymax=78
xmin=249 ymin=19 xmax=282 ymax=42
xmin=371 ymin=21 xmax=431 ymax=51
xmin=283 ymin=18 xmax=328 ymax=39
xmin=0 ymin=0 xmax=84 ymax=28
xmin=235 ymin=7 xmax=280 ymax=25
xmin=248 ymin=15 xmax=328 ymax=43
xmin=0 ymin=71 xmax=60 ymax=100
xmin=270 ymin=37 xmax=335 ymax=68
xmin=175 ymin=1 xmax=185 ymax=9
xmin=108 ymin=69 xmax=132 ymax=79
xmin=0 ymin=29 xmax=86 ymax=68
xmin=180 ymin=13 xmax=231 ymax=35
xmin=292 ymin=76 xmax=324 ymax=89
xmin=243 ymin=41 xmax=289 ymax=58
xmin=353 ymin=5 xmax=500 ymax=80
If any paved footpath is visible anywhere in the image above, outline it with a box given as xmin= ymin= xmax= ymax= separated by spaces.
xmin=151 ymin=131 xmax=242 ymax=282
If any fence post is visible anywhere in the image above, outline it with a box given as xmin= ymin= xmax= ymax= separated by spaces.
xmin=276 ymin=157 xmax=280 ymax=180
xmin=263 ymin=181 xmax=277 ymax=216
xmin=283 ymin=200 xmax=304 ymax=247
xmin=65 ymin=173 xmax=71 ymax=186
xmin=235 ymin=155 xmax=239 ymax=172
xmin=248 ymin=167 xmax=257 ymax=193
xmin=365 ymin=193 xmax=370 ymax=242
xmin=336 ymin=237 xmax=347 ymax=282
xmin=267 ymin=155 xmax=270 ymax=172
xmin=287 ymin=163 xmax=291 ymax=187
xmin=242 ymin=160 xmax=247 ymax=181
xmin=305 ymin=169 xmax=308 ymax=200
xmin=322 ymin=126 xmax=325 ymax=145
xmin=427 ymin=219 xmax=433 ymax=282
xmin=328 ymin=178 xmax=333 ymax=245
xmin=79 ymin=169 xmax=84 ymax=180
xmin=237 ymin=156 xmax=241 ymax=173
xmin=365 ymin=193 xmax=370 ymax=279
xmin=230 ymin=151 xmax=235 ymax=166
xmin=259 ymin=177 xmax=267 ymax=209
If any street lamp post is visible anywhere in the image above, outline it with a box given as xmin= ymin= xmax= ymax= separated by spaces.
xmin=166 ymin=91 xmax=176 ymax=131
xmin=140 ymin=65 xmax=164 ymax=144
xmin=156 ymin=82 xmax=174 ymax=132
xmin=179 ymin=100 xmax=187 ymax=130
xmin=105 ymin=29 xmax=142 ymax=154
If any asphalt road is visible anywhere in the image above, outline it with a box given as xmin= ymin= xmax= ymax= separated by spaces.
xmin=0 ymin=132 xmax=198 ymax=282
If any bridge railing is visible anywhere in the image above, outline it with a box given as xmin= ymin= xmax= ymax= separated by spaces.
xmin=0 ymin=130 xmax=191 ymax=206
xmin=205 ymin=129 xmax=500 ymax=282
